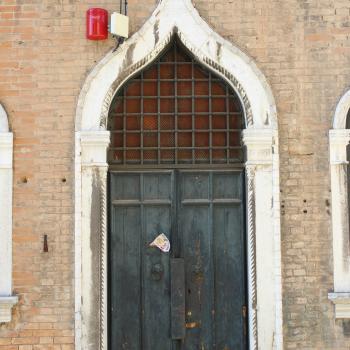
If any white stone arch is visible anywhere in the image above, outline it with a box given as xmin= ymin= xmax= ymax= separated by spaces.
xmin=0 ymin=104 xmax=9 ymax=132
xmin=0 ymin=103 xmax=17 ymax=322
xmin=74 ymin=0 xmax=283 ymax=349
xmin=328 ymin=89 xmax=350 ymax=318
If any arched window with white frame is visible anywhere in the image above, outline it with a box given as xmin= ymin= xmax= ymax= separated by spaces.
xmin=0 ymin=103 xmax=17 ymax=322
xmin=329 ymin=90 xmax=350 ymax=318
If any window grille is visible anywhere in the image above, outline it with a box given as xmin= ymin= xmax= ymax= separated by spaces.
xmin=108 ymin=40 xmax=245 ymax=166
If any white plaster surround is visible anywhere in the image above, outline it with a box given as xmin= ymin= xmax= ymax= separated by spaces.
xmin=0 ymin=104 xmax=18 ymax=323
xmin=328 ymin=89 xmax=350 ymax=318
xmin=74 ymin=0 xmax=283 ymax=349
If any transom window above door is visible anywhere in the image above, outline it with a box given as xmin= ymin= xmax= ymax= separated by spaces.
xmin=108 ymin=39 xmax=245 ymax=166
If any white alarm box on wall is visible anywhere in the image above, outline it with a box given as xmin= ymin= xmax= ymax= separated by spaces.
xmin=110 ymin=12 xmax=129 ymax=38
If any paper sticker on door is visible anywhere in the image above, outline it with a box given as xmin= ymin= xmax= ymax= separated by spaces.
xmin=149 ymin=233 xmax=170 ymax=252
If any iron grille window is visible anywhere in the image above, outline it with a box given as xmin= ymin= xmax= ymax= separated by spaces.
xmin=108 ymin=40 xmax=245 ymax=166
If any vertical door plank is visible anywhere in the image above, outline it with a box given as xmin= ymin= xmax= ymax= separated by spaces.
xmin=143 ymin=205 xmax=172 ymax=350
xmin=143 ymin=172 xmax=173 ymax=350
xmin=110 ymin=205 xmax=142 ymax=350
xmin=171 ymin=258 xmax=186 ymax=339
xmin=110 ymin=173 xmax=142 ymax=350
xmin=179 ymin=172 xmax=214 ymax=350
xmin=213 ymin=205 xmax=245 ymax=349
xmin=213 ymin=172 xmax=245 ymax=350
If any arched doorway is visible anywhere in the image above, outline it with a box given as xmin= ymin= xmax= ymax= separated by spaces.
xmin=107 ymin=39 xmax=247 ymax=349
xmin=74 ymin=0 xmax=282 ymax=349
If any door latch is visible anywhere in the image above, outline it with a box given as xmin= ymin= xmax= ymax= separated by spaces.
xmin=186 ymin=321 xmax=200 ymax=329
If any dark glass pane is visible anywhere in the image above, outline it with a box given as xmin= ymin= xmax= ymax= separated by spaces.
xmin=160 ymin=98 xmax=175 ymax=113
xmin=178 ymin=64 xmax=192 ymax=79
xmin=144 ymin=82 xmax=157 ymax=96
xmin=195 ymin=81 xmax=209 ymax=95
xmin=195 ymin=115 xmax=209 ymax=129
xmin=144 ymin=66 xmax=157 ymax=79
xmin=126 ymin=98 xmax=140 ymax=113
xmin=126 ymin=81 xmax=141 ymax=96
xmin=160 ymin=81 xmax=174 ymax=95
xmin=178 ymin=81 xmax=192 ymax=96
xmin=178 ymin=132 xmax=192 ymax=147
xmin=178 ymin=115 xmax=192 ymax=130
xmin=126 ymin=116 xmax=140 ymax=130
xmin=160 ymin=64 xmax=174 ymax=79
xmin=144 ymin=115 xmax=157 ymax=130
xmin=143 ymin=133 xmax=157 ymax=147
xmin=212 ymin=98 xmax=226 ymax=112
xmin=212 ymin=115 xmax=226 ymax=129
xmin=160 ymin=115 xmax=174 ymax=130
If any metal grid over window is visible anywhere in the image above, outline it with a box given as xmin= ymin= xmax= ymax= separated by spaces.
xmin=108 ymin=40 xmax=245 ymax=166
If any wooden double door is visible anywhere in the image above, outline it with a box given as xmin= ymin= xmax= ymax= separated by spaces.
xmin=109 ymin=169 xmax=247 ymax=349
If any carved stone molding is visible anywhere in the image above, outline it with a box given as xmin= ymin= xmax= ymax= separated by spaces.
xmin=99 ymin=166 xmax=108 ymax=350
xmin=329 ymin=129 xmax=350 ymax=165
xmin=329 ymin=293 xmax=350 ymax=319
xmin=80 ymin=131 xmax=110 ymax=167
xmin=242 ymin=129 xmax=274 ymax=166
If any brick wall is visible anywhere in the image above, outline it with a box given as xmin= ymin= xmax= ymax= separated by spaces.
xmin=0 ymin=0 xmax=349 ymax=349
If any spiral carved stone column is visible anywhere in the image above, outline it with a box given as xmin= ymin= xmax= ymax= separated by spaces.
xmin=246 ymin=165 xmax=258 ymax=350
xmin=242 ymin=129 xmax=281 ymax=349
xmin=99 ymin=166 xmax=108 ymax=350
xmin=79 ymin=131 xmax=110 ymax=350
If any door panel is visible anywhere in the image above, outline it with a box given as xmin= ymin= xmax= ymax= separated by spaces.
xmin=110 ymin=206 xmax=142 ymax=349
xmin=178 ymin=171 xmax=246 ymax=350
xmin=213 ymin=205 xmax=245 ymax=349
xmin=180 ymin=205 xmax=213 ymax=349
xmin=109 ymin=170 xmax=246 ymax=350
xmin=110 ymin=172 xmax=173 ymax=350
xmin=143 ymin=205 xmax=172 ymax=350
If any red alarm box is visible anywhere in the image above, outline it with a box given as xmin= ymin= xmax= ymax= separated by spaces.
xmin=86 ymin=8 xmax=108 ymax=40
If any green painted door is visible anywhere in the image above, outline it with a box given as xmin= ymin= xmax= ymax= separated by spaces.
xmin=109 ymin=169 xmax=247 ymax=350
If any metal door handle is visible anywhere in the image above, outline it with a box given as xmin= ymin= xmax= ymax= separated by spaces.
xmin=151 ymin=263 xmax=164 ymax=281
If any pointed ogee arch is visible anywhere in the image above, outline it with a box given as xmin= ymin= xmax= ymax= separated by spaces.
xmin=74 ymin=1 xmax=282 ymax=349
xmin=76 ymin=0 xmax=277 ymax=132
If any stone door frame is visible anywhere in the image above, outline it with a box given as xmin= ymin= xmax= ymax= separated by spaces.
xmin=74 ymin=0 xmax=283 ymax=349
